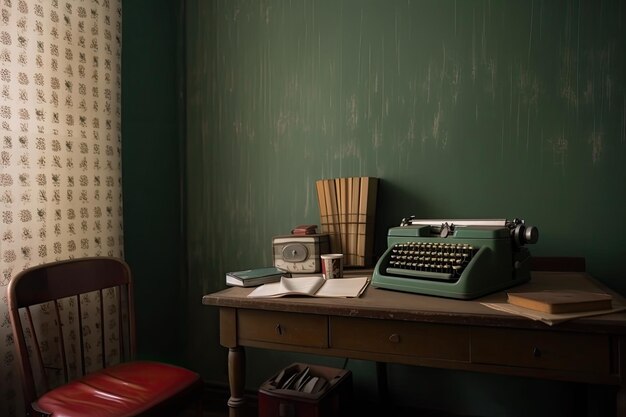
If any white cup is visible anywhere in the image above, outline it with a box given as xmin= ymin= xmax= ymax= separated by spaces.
xmin=321 ymin=254 xmax=343 ymax=279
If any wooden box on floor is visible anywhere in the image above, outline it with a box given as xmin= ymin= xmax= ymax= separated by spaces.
xmin=258 ymin=363 xmax=352 ymax=417
xmin=316 ymin=177 xmax=378 ymax=268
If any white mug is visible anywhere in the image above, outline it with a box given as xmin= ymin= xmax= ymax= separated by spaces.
xmin=321 ymin=254 xmax=343 ymax=279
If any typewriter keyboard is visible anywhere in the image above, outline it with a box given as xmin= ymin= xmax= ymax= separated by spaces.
xmin=385 ymin=242 xmax=476 ymax=282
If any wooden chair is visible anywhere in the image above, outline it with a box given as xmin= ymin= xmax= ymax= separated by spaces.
xmin=8 ymin=257 xmax=203 ymax=417
xmin=530 ymin=256 xmax=586 ymax=272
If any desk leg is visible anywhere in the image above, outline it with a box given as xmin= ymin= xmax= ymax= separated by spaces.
xmin=376 ymin=361 xmax=390 ymax=404
xmin=617 ymin=336 xmax=626 ymax=417
xmin=227 ymin=346 xmax=246 ymax=417
xmin=618 ymin=384 xmax=626 ymax=417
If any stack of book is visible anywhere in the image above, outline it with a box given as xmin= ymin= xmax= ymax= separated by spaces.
xmin=481 ymin=288 xmax=621 ymax=325
xmin=507 ymin=290 xmax=613 ymax=314
xmin=315 ymin=177 xmax=378 ymax=267
xmin=226 ymin=267 xmax=289 ymax=287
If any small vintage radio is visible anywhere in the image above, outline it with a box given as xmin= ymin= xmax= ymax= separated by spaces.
xmin=273 ymin=233 xmax=330 ymax=273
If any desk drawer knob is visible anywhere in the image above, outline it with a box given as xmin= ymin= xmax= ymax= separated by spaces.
xmin=275 ymin=324 xmax=283 ymax=336
xmin=532 ymin=347 xmax=541 ymax=358
xmin=389 ymin=333 xmax=401 ymax=343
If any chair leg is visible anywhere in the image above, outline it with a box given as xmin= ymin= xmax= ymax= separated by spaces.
xmin=195 ymin=396 xmax=203 ymax=417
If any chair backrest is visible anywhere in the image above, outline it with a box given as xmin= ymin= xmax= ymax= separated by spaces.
xmin=530 ymin=256 xmax=586 ymax=272
xmin=7 ymin=257 xmax=136 ymax=409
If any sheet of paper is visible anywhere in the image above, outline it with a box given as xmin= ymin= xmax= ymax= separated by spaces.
xmin=247 ymin=281 xmax=285 ymax=298
xmin=314 ymin=277 xmax=369 ymax=298
xmin=248 ymin=276 xmax=325 ymax=298
xmin=481 ymin=302 xmax=626 ymax=326
xmin=247 ymin=275 xmax=369 ymax=298
xmin=281 ymin=276 xmax=325 ymax=294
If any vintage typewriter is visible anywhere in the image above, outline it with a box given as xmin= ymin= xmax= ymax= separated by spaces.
xmin=371 ymin=217 xmax=539 ymax=299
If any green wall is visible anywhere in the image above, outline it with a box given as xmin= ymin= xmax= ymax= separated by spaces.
xmin=124 ymin=1 xmax=626 ymax=416
xmin=122 ymin=0 xmax=185 ymax=364
xmin=185 ymin=0 xmax=626 ymax=290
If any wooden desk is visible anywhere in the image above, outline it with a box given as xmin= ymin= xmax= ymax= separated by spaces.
xmin=202 ymin=272 xmax=626 ymax=417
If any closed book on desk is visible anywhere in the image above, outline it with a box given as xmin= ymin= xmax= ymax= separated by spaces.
xmin=507 ymin=290 xmax=612 ymax=314
xmin=226 ymin=267 xmax=289 ymax=287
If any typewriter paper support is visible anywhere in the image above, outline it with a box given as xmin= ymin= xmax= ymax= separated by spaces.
xmin=371 ymin=218 xmax=539 ymax=299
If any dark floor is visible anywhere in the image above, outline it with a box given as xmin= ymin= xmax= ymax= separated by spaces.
xmin=191 ymin=403 xmax=466 ymax=417
xmin=181 ymin=387 xmax=470 ymax=417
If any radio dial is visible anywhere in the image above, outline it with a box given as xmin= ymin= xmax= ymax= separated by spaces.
xmin=282 ymin=243 xmax=308 ymax=263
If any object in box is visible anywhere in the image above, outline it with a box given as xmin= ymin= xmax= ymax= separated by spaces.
xmin=258 ymin=363 xmax=352 ymax=417
xmin=273 ymin=234 xmax=330 ymax=273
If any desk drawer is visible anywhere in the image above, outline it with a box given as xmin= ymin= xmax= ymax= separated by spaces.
xmin=238 ymin=309 xmax=328 ymax=348
xmin=471 ymin=328 xmax=610 ymax=374
xmin=330 ymin=317 xmax=469 ymax=361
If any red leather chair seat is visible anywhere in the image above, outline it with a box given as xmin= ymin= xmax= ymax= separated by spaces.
xmin=36 ymin=361 xmax=201 ymax=417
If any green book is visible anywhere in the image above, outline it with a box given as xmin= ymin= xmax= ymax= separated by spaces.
xmin=226 ymin=267 xmax=290 ymax=287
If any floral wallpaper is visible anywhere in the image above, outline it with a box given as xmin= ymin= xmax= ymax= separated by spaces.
xmin=0 ymin=1 xmax=123 ymax=415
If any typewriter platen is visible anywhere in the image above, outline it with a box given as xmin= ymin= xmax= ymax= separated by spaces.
xmin=371 ymin=217 xmax=539 ymax=299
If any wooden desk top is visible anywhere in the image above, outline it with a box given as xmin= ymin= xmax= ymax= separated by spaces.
xmin=203 ymin=271 xmax=626 ymax=334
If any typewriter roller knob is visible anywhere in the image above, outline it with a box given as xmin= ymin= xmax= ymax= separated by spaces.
xmin=524 ymin=226 xmax=539 ymax=244
xmin=512 ymin=224 xmax=539 ymax=247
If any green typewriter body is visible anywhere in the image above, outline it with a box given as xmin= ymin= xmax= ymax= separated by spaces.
xmin=371 ymin=218 xmax=539 ymax=299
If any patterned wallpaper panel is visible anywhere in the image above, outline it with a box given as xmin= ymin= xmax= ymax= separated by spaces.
xmin=0 ymin=1 xmax=123 ymax=416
